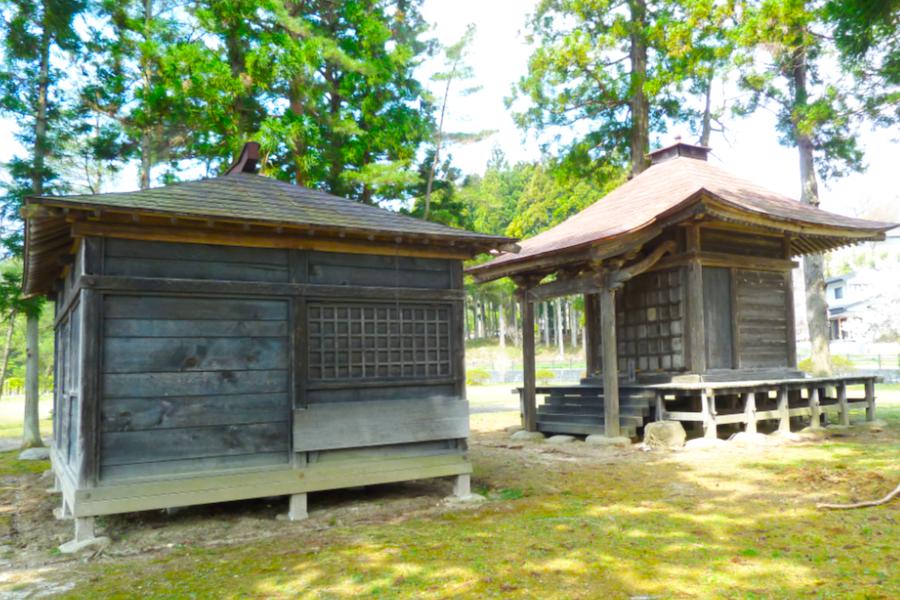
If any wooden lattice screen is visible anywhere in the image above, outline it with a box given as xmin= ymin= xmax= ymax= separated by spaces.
xmin=616 ymin=267 xmax=685 ymax=372
xmin=307 ymin=302 xmax=452 ymax=381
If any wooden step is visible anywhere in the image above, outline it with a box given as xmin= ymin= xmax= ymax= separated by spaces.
xmin=538 ymin=405 xmax=647 ymax=418
xmin=537 ymin=411 xmax=644 ymax=427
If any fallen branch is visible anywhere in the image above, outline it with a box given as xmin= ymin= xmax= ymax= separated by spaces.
xmin=817 ymin=482 xmax=900 ymax=510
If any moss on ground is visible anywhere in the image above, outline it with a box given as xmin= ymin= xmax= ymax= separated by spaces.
xmin=0 ymin=450 xmax=49 ymax=477
xmin=42 ymin=408 xmax=899 ymax=599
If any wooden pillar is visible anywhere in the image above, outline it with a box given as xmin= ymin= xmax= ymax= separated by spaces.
xmin=782 ymin=236 xmax=798 ymax=368
xmin=685 ymin=225 xmax=706 ymax=373
xmin=864 ymin=379 xmax=875 ymax=421
xmin=520 ymin=295 xmax=537 ymax=432
xmin=655 ymin=392 xmax=666 ymax=421
xmin=701 ymin=390 xmax=717 ymax=439
xmin=808 ymin=386 xmax=821 ymax=429
xmin=744 ymin=392 xmax=757 ymax=434
xmin=584 ymin=293 xmax=600 ymax=376
xmin=777 ymin=387 xmax=790 ymax=434
xmin=599 ymin=285 xmax=620 ymax=438
xmin=837 ymin=383 xmax=849 ymax=426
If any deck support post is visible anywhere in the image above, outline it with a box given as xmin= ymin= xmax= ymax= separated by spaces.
xmin=655 ymin=392 xmax=666 ymax=421
xmin=453 ymin=474 xmax=471 ymax=498
xmin=777 ymin=387 xmax=790 ymax=434
xmin=519 ymin=293 xmax=537 ymax=432
xmin=837 ymin=383 xmax=849 ymax=426
xmin=808 ymin=387 xmax=822 ymax=429
xmin=288 ymin=493 xmax=308 ymax=521
xmin=744 ymin=392 xmax=757 ymax=434
xmin=701 ymin=390 xmax=717 ymax=439
xmin=599 ymin=284 xmax=620 ymax=438
xmin=864 ymin=380 xmax=875 ymax=421
xmin=53 ymin=498 xmax=73 ymax=520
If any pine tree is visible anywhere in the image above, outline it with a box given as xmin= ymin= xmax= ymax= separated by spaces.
xmin=734 ymin=0 xmax=898 ymax=375
xmin=0 ymin=0 xmax=85 ymax=447
xmin=511 ymin=0 xmax=727 ymax=179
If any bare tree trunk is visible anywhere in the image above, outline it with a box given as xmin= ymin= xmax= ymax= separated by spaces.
xmin=700 ymin=71 xmax=714 ymax=146
xmin=476 ymin=299 xmax=485 ymax=339
xmin=792 ymin=46 xmax=831 ymax=375
xmin=23 ymin=314 xmax=42 ymax=448
xmin=424 ymin=67 xmax=454 ymax=220
xmin=498 ymin=304 xmax=506 ymax=350
xmin=555 ymin=298 xmax=564 ymax=358
xmin=0 ymin=312 xmax=16 ymax=396
xmin=541 ymin=303 xmax=550 ymax=347
xmin=628 ymin=0 xmax=649 ymax=177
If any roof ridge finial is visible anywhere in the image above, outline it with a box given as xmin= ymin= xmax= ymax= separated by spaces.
xmin=226 ymin=141 xmax=261 ymax=175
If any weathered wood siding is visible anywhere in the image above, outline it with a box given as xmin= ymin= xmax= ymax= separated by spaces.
xmin=307 ymin=252 xmax=452 ymax=289
xmin=735 ymin=270 xmax=790 ymax=368
xmin=703 ymin=267 xmax=734 ymax=369
xmin=50 ymin=238 xmax=466 ymax=492
xmin=54 ymin=298 xmax=82 ymax=471
xmin=104 ymin=239 xmax=290 ymax=282
xmin=99 ymin=294 xmax=291 ymax=481
xmin=700 ymin=229 xmax=783 ymax=258
xmin=293 ymin=398 xmax=468 ymax=452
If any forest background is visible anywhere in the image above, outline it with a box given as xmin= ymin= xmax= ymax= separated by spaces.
xmin=0 ymin=0 xmax=897 ymax=399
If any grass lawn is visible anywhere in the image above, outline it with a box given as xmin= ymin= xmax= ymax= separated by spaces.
xmin=0 ymin=392 xmax=897 ymax=598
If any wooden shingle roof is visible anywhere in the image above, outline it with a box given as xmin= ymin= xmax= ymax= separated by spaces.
xmin=469 ymin=155 xmax=895 ymax=282
xmin=29 ymin=172 xmax=506 ymax=242
xmin=23 ymin=172 xmax=514 ymax=296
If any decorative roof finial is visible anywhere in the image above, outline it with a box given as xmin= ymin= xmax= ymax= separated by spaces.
xmin=226 ymin=141 xmax=261 ymax=175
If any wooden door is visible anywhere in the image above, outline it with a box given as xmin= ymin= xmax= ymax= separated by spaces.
xmin=703 ymin=267 xmax=734 ymax=369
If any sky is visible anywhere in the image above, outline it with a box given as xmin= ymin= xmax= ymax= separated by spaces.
xmin=1 ymin=0 xmax=897 ymax=222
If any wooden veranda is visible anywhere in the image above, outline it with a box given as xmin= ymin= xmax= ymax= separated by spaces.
xmin=471 ymin=142 xmax=894 ymax=439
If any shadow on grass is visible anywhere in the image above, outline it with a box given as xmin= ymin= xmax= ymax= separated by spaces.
xmin=33 ymin=414 xmax=895 ymax=599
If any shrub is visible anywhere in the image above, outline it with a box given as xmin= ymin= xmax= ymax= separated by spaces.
xmin=466 ymin=368 xmax=490 ymax=386
xmin=798 ymin=355 xmax=855 ymax=375
xmin=536 ymin=368 xmax=555 ymax=384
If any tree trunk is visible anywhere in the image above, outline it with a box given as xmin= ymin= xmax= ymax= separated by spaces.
xmin=23 ymin=313 xmax=42 ymax=448
xmin=792 ymin=46 xmax=831 ymax=375
xmin=541 ymin=303 xmax=550 ymax=347
xmin=0 ymin=312 xmax=17 ymax=396
xmin=497 ymin=302 xmax=506 ymax=350
xmin=628 ymin=0 xmax=649 ymax=177
xmin=700 ymin=71 xmax=714 ymax=146
xmin=32 ymin=16 xmax=51 ymax=196
xmin=555 ymin=298 xmax=564 ymax=358
xmin=424 ymin=67 xmax=454 ymax=220
xmin=138 ymin=0 xmax=154 ymax=189
xmin=476 ymin=300 xmax=485 ymax=339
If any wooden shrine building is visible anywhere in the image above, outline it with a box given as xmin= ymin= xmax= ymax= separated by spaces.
xmin=469 ymin=142 xmax=894 ymax=440
xmin=23 ymin=142 xmax=512 ymax=549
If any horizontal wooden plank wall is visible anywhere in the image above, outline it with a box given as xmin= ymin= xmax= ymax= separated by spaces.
xmin=700 ymin=229 xmax=784 ymax=259
xmin=307 ymin=251 xmax=452 ymax=289
xmin=293 ymin=398 xmax=469 ymax=452
xmin=99 ymin=294 xmax=291 ymax=482
xmin=735 ymin=270 xmax=790 ymax=368
xmin=104 ymin=239 xmax=290 ymax=283
xmin=68 ymin=238 xmax=469 ymax=493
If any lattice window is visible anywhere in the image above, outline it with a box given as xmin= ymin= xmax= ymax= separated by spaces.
xmin=307 ymin=303 xmax=452 ymax=381
xmin=616 ymin=268 xmax=685 ymax=372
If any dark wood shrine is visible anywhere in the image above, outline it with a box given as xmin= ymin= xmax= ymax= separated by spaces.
xmin=23 ymin=142 xmax=512 ymax=549
xmin=470 ymin=142 xmax=893 ymax=440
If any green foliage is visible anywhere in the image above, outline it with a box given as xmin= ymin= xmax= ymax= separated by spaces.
xmin=535 ymin=368 xmax=555 ymax=385
xmin=798 ymin=355 xmax=855 ymax=376
xmin=465 ymin=368 xmax=490 ymax=386
xmin=510 ymin=0 xmax=731 ymax=177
